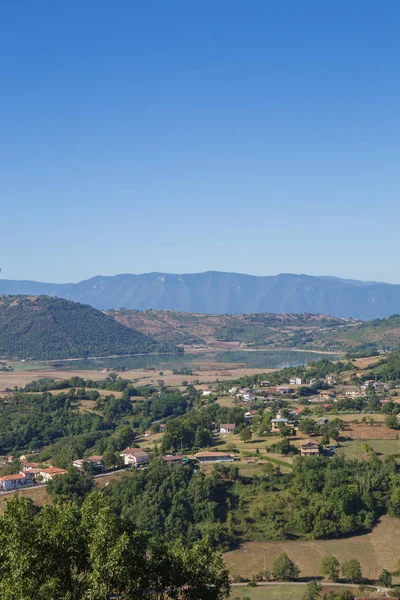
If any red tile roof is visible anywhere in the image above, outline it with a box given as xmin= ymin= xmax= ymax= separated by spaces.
xmin=0 ymin=473 xmax=26 ymax=481
xmin=40 ymin=467 xmax=67 ymax=475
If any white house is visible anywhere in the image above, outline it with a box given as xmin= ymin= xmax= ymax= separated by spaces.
xmin=219 ymin=423 xmax=235 ymax=434
xmin=39 ymin=467 xmax=68 ymax=482
xmin=72 ymin=455 xmax=103 ymax=470
xmin=202 ymin=390 xmax=213 ymax=396
xmin=289 ymin=378 xmax=302 ymax=386
xmin=0 ymin=471 xmax=34 ymax=492
xmin=120 ymin=448 xmax=150 ymax=467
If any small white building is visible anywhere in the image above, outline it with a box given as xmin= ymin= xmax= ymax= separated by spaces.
xmin=202 ymin=390 xmax=213 ymax=396
xmin=72 ymin=455 xmax=103 ymax=470
xmin=289 ymin=378 xmax=302 ymax=386
xmin=120 ymin=448 xmax=150 ymax=467
xmin=219 ymin=423 xmax=235 ymax=434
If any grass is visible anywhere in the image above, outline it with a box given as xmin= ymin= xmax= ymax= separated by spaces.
xmin=223 ymin=516 xmax=400 ymax=581
xmin=227 ymin=585 xmax=383 ymax=600
xmin=228 ymin=585 xmax=307 ymax=600
xmin=336 ymin=439 xmax=400 ymax=460
xmin=0 ymin=486 xmax=51 ymax=515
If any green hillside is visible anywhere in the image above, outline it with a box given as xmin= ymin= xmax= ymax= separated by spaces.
xmin=0 ymin=296 xmax=174 ymax=359
xmin=110 ymin=309 xmax=400 ymax=354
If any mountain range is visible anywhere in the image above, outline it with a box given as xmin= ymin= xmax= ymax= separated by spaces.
xmin=1 ymin=272 xmax=400 ymax=320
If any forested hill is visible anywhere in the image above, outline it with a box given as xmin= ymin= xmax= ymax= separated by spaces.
xmin=0 ymin=296 xmax=174 ymax=360
xmin=2 ymin=272 xmax=400 ymax=319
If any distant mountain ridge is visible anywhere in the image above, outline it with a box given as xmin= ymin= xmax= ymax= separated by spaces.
xmin=1 ymin=272 xmax=399 ymax=320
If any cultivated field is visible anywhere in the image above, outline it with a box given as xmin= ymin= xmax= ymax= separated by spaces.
xmin=0 ymin=365 xmax=273 ymax=390
xmin=223 ymin=516 xmax=400 ymax=581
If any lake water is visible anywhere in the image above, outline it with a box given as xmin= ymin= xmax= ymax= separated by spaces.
xmin=50 ymin=350 xmax=337 ymax=372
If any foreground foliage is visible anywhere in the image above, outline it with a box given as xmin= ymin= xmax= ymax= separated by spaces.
xmin=0 ymin=492 xmax=230 ymax=600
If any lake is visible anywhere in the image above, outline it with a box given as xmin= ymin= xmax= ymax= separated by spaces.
xmin=50 ymin=349 xmax=338 ymax=371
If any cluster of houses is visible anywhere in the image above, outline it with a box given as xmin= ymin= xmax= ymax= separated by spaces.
xmin=228 ymin=387 xmax=254 ymax=402
xmin=0 ymin=460 xmax=68 ymax=492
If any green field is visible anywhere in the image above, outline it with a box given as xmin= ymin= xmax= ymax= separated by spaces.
xmin=227 ymin=584 xmax=377 ymax=600
xmin=337 ymin=439 xmax=400 ymax=460
xmin=228 ymin=585 xmax=309 ymax=600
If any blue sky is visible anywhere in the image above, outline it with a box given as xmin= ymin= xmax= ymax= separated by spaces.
xmin=1 ymin=1 xmax=400 ymax=283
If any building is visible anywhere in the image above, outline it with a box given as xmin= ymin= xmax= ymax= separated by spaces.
xmin=228 ymin=387 xmax=238 ymax=395
xmin=271 ymin=417 xmax=289 ymax=432
xmin=120 ymin=448 xmax=150 ymax=467
xmin=162 ymin=455 xmax=184 ymax=465
xmin=219 ymin=423 xmax=235 ymax=434
xmin=276 ymin=385 xmax=294 ymax=395
xmin=0 ymin=471 xmax=34 ymax=492
xmin=195 ymin=452 xmax=235 ymax=463
xmin=202 ymin=390 xmax=213 ymax=396
xmin=159 ymin=424 xmax=166 ymax=432
xmin=144 ymin=430 xmax=151 ymax=437
xmin=317 ymin=417 xmax=328 ymax=425
xmin=244 ymin=411 xmax=257 ymax=422
xmin=319 ymin=392 xmax=334 ymax=400
xmin=300 ymin=441 xmax=320 ymax=457
xmin=21 ymin=462 xmax=41 ymax=471
xmin=72 ymin=456 xmax=103 ymax=470
xmin=289 ymin=378 xmax=302 ymax=385
xmin=345 ymin=389 xmax=362 ymax=398
xmin=39 ymin=467 xmax=68 ymax=482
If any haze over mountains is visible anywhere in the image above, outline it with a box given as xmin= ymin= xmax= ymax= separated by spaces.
xmin=1 ymin=272 xmax=400 ymax=320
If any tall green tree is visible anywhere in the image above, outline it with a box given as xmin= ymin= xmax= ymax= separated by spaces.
xmin=341 ymin=559 xmax=362 ymax=582
xmin=319 ymin=556 xmax=340 ymax=581
xmin=272 ymin=553 xmax=300 ymax=581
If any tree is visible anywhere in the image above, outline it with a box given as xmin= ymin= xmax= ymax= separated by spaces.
xmin=0 ymin=493 xmax=230 ymax=600
xmin=103 ymin=447 xmax=122 ymax=469
xmin=336 ymin=591 xmax=355 ymax=600
xmin=194 ymin=427 xmax=213 ymax=447
xmin=47 ymin=469 xmax=94 ymax=504
xmin=303 ymin=579 xmax=322 ymax=600
xmin=386 ymin=414 xmax=400 ymax=430
xmin=389 ymin=487 xmax=400 ymax=518
xmin=319 ymin=556 xmax=340 ymax=581
xmin=378 ymin=568 xmax=392 ymax=587
xmin=240 ymin=427 xmax=252 ymax=442
xmin=341 ymin=559 xmax=362 ymax=582
xmin=272 ymin=553 xmax=300 ymax=581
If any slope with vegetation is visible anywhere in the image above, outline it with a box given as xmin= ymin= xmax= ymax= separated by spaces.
xmin=0 ymin=295 xmax=177 ymax=359
xmin=111 ymin=309 xmax=400 ymax=354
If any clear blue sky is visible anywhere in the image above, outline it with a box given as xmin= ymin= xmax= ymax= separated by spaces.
xmin=1 ymin=1 xmax=400 ymax=283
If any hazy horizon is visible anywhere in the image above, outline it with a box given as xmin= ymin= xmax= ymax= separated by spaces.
xmin=0 ymin=270 xmax=394 ymax=286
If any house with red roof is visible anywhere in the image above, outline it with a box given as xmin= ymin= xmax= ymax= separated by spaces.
xmin=0 ymin=471 xmax=34 ymax=492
